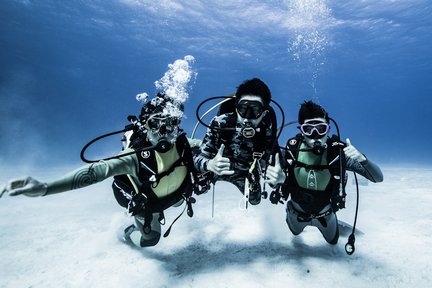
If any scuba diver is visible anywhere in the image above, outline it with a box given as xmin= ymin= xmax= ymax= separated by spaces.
xmin=194 ymin=78 xmax=286 ymax=206
xmin=0 ymin=93 xmax=198 ymax=248
xmin=270 ymin=100 xmax=383 ymax=245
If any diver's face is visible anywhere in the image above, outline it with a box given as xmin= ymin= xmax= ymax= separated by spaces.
xmin=236 ymin=95 xmax=266 ymax=126
xmin=300 ymin=117 xmax=329 ymax=148
xmin=145 ymin=113 xmax=181 ymax=145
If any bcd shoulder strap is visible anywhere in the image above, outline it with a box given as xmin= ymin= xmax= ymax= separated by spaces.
xmin=284 ymin=133 xmax=303 ymax=162
xmin=326 ymin=135 xmax=347 ymax=212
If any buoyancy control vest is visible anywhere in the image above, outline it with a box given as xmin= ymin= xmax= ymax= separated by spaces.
xmin=194 ymin=96 xmax=283 ymax=197
xmin=282 ymin=133 xmax=347 ymax=214
xmin=112 ymin=131 xmax=198 ymax=236
xmin=216 ymin=111 xmax=277 ymax=170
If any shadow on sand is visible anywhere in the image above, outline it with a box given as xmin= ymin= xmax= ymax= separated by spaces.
xmin=141 ymin=233 xmax=368 ymax=277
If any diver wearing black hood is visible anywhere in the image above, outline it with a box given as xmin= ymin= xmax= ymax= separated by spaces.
xmin=0 ymin=93 xmax=197 ymax=248
xmin=275 ymin=100 xmax=383 ymax=245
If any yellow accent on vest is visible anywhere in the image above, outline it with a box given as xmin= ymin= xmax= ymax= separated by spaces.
xmin=151 ymin=145 xmax=187 ymax=198
xmin=294 ymin=142 xmax=331 ymax=191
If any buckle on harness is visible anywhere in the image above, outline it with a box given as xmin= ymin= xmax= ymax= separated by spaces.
xmin=253 ymin=152 xmax=263 ymax=160
xmin=298 ymin=209 xmax=332 ymax=222
xmin=149 ymin=175 xmax=157 ymax=182
xmin=289 ymin=201 xmax=332 ymax=222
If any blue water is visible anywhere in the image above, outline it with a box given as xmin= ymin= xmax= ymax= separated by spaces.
xmin=1 ymin=0 xmax=431 ymax=167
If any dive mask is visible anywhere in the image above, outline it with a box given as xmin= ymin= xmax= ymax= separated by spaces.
xmin=299 ymin=122 xmax=329 ymax=139
xmin=146 ymin=115 xmax=181 ymax=134
xmin=236 ymin=100 xmax=264 ymax=119
xmin=145 ymin=114 xmax=181 ymax=149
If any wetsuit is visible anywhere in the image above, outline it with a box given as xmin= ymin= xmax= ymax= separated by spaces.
xmin=194 ymin=112 xmax=280 ymax=204
xmin=282 ymin=137 xmax=383 ymax=244
xmin=45 ymin=134 xmax=192 ymax=247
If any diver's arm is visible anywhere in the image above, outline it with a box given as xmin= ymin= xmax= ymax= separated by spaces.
xmin=263 ymin=126 xmax=285 ymax=187
xmin=1 ymin=150 xmax=139 ymax=197
xmin=265 ymin=153 xmax=286 ymax=188
xmin=361 ymin=158 xmax=383 ymax=182
xmin=193 ymin=117 xmax=221 ymax=172
xmin=343 ymin=138 xmax=383 ymax=183
xmin=46 ymin=150 xmax=138 ymax=195
xmin=345 ymin=157 xmax=383 ymax=183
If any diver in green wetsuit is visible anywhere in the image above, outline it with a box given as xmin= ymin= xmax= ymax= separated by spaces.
xmin=273 ymin=101 xmax=383 ymax=245
xmin=0 ymin=93 xmax=197 ymax=248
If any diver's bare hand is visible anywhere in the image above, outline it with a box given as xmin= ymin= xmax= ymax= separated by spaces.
xmin=265 ymin=153 xmax=286 ymax=187
xmin=344 ymin=138 xmax=367 ymax=163
xmin=0 ymin=177 xmax=48 ymax=198
xmin=207 ymin=144 xmax=234 ymax=176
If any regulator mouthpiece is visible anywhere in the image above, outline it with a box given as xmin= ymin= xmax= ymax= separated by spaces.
xmin=312 ymin=141 xmax=326 ymax=155
xmin=241 ymin=121 xmax=259 ymax=138
xmin=155 ymin=139 xmax=172 ymax=153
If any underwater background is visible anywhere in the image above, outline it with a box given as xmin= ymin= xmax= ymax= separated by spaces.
xmin=1 ymin=2 xmax=432 ymax=288
xmin=1 ymin=0 xmax=431 ymax=168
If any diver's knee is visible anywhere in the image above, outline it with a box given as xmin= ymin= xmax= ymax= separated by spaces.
xmin=131 ymin=213 xmax=162 ymax=247
xmin=327 ymin=230 xmax=339 ymax=245
xmin=315 ymin=213 xmax=339 ymax=244
xmin=286 ymin=201 xmax=306 ymax=235
xmin=139 ymin=230 xmax=161 ymax=247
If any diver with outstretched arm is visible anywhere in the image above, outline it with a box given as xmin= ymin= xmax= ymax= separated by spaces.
xmin=1 ymin=93 xmax=198 ymax=248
